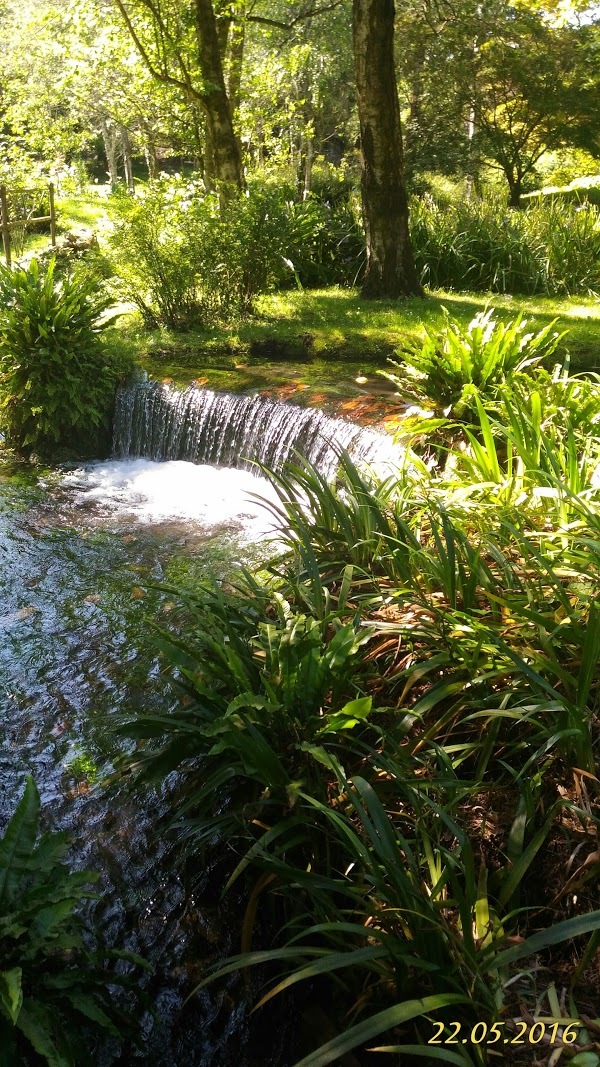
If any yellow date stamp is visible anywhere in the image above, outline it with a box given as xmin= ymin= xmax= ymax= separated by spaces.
xmin=429 ymin=1020 xmax=582 ymax=1046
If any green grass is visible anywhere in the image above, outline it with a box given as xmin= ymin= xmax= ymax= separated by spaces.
xmin=14 ymin=189 xmax=112 ymax=259
xmin=56 ymin=193 xmax=112 ymax=231
xmin=524 ymin=172 xmax=600 ymax=207
xmin=108 ymin=288 xmax=600 ymax=399
xmin=8 ymin=185 xmax=600 ymax=391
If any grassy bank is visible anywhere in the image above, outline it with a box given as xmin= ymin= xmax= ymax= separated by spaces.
xmin=13 ymin=189 xmax=600 ymax=409
xmin=107 ymin=288 xmax=600 ymax=412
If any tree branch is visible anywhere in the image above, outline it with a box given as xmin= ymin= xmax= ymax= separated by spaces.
xmin=114 ymin=0 xmax=206 ymax=107
xmin=242 ymin=1 xmax=344 ymax=30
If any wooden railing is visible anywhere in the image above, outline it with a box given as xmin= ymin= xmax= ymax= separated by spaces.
xmin=0 ymin=183 xmax=57 ymax=267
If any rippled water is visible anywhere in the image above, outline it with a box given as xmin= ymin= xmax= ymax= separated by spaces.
xmin=0 ymin=455 xmax=291 ymax=1065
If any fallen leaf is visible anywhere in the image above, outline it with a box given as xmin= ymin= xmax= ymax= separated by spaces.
xmin=131 ymin=586 xmax=146 ymax=599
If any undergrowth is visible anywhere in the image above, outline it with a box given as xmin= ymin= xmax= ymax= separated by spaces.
xmin=118 ymin=315 xmax=600 ymax=1064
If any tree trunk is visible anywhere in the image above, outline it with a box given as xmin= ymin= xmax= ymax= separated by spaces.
xmin=507 ymin=171 xmax=523 ymax=208
xmin=121 ymin=126 xmax=135 ymax=193
xmin=353 ymin=0 xmax=423 ymax=299
xmin=195 ymin=0 xmax=244 ymax=198
xmin=203 ymin=117 xmax=217 ymax=192
xmin=303 ymin=137 xmax=314 ymax=200
xmin=227 ymin=16 xmax=246 ymax=121
xmin=144 ymin=135 xmax=159 ymax=180
xmin=100 ymin=117 xmax=120 ymax=190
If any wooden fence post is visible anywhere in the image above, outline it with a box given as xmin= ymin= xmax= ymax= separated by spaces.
xmin=48 ymin=182 xmax=57 ymax=247
xmin=0 ymin=185 xmax=11 ymax=267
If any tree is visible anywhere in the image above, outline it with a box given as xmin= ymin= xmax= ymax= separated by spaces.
xmin=353 ymin=0 xmax=422 ymax=298
xmin=471 ymin=6 xmax=600 ymax=205
xmin=113 ymin=0 xmax=244 ymax=197
xmin=393 ymin=0 xmax=600 ymax=206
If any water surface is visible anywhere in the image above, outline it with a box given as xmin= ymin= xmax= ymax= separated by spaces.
xmin=0 ymin=454 xmax=282 ymax=1064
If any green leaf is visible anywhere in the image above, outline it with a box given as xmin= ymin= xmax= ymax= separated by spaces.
xmin=320 ymin=696 xmax=372 ymax=733
xmin=369 ymin=1046 xmax=475 ymax=1065
xmin=0 ymin=968 xmax=22 ymax=1024
xmin=0 ymin=776 xmax=39 ymax=906
xmin=491 ymin=911 xmax=600 ymax=969
xmin=292 ymin=995 xmax=469 ymax=1067
xmin=16 ymin=1000 xmax=72 ymax=1067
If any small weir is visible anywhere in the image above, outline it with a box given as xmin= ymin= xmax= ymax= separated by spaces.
xmin=114 ymin=381 xmax=401 ymax=476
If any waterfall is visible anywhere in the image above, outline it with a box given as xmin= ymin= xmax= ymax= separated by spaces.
xmin=113 ymin=382 xmax=402 ymax=478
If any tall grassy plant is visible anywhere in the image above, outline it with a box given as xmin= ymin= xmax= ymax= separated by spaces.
xmin=383 ymin=307 xmax=563 ymax=419
xmin=410 ymin=194 xmax=600 ymax=295
xmin=0 ymin=257 xmax=130 ymax=455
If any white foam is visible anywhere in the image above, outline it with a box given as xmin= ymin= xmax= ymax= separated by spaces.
xmin=59 ymin=459 xmax=281 ymax=538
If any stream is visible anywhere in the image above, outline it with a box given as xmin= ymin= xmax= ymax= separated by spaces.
xmin=0 ymin=453 xmax=290 ymax=1065
xmin=1 ymin=384 xmax=400 ymax=1063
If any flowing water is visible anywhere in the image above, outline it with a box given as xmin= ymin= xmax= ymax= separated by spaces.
xmin=0 ymin=454 xmax=288 ymax=1064
xmin=0 ymin=387 xmax=400 ymax=1064
xmin=114 ymin=380 xmax=402 ymax=477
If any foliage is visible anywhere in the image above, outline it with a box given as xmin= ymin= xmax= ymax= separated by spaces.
xmin=110 ymin=184 xmax=600 ymax=320
xmin=109 ymin=177 xmax=365 ymax=329
xmin=0 ymin=256 xmax=132 ymax=456
xmin=383 ymin=306 xmax=564 ymax=418
xmin=120 ymin=353 xmax=600 ymax=1061
xmin=0 ymin=775 xmax=149 ymax=1066
xmin=410 ymin=193 xmax=600 ymax=296
xmin=108 ymin=181 xmax=208 ymax=330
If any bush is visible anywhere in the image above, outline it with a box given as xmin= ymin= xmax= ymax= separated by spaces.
xmin=203 ymin=186 xmax=294 ymax=316
xmin=108 ymin=177 xmax=366 ymax=328
xmin=108 ymin=181 xmax=207 ymax=330
xmin=0 ymin=257 xmax=131 ymax=456
xmin=109 ymin=178 xmax=295 ymax=327
xmin=384 ymin=306 xmax=564 ymax=419
xmin=0 ymin=776 xmax=148 ymax=1065
xmin=118 ymin=364 xmax=600 ymax=1060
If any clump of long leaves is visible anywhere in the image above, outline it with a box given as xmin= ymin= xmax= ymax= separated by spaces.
xmin=0 ymin=256 xmax=131 ymax=455
xmin=0 ymin=776 xmax=149 ymax=1065
xmin=410 ymin=193 xmax=600 ymax=295
xmin=120 ymin=358 xmax=600 ymax=1063
xmin=383 ymin=306 xmax=564 ymax=418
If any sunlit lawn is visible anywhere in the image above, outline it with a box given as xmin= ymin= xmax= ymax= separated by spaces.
xmin=109 ymin=287 xmax=600 ymax=396
xmin=12 ymin=186 xmax=600 ymax=382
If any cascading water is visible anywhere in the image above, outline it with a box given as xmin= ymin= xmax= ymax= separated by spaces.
xmin=113 ymin=381 xmax=402 ymax=477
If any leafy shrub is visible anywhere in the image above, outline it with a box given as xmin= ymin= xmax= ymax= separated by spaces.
xmin=119 ymin=574 xmax=375 ymax=851
xmin=0 ymin=776 xmax=148 ymax=1065
xmin=108 ymin=181 xmax=207 ymax=330
xmin=109 ymin=178 xmax=296 ymax=326
xmin=306 ymin=160 xmax=354 ymax=208
xmin=109 ymin=177 xmax=366 ymax=328
xmin=0 ymin=256 xmax=131 ymax=456
xmin=201 ymin=186 xmax=293 ymax=316
xmin=384 ymin=306 xmax=563 ymax=418
xmin=119 ymin=383 xmax=600 ymax=1059
xmin=281 ymin=196 xmax=364 ymax=287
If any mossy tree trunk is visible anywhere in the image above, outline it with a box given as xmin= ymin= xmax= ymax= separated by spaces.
xmin=195 ymin=0 xmax=244 ymax=198
xmin=353 ymin=0 xmax=423 ymax=299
